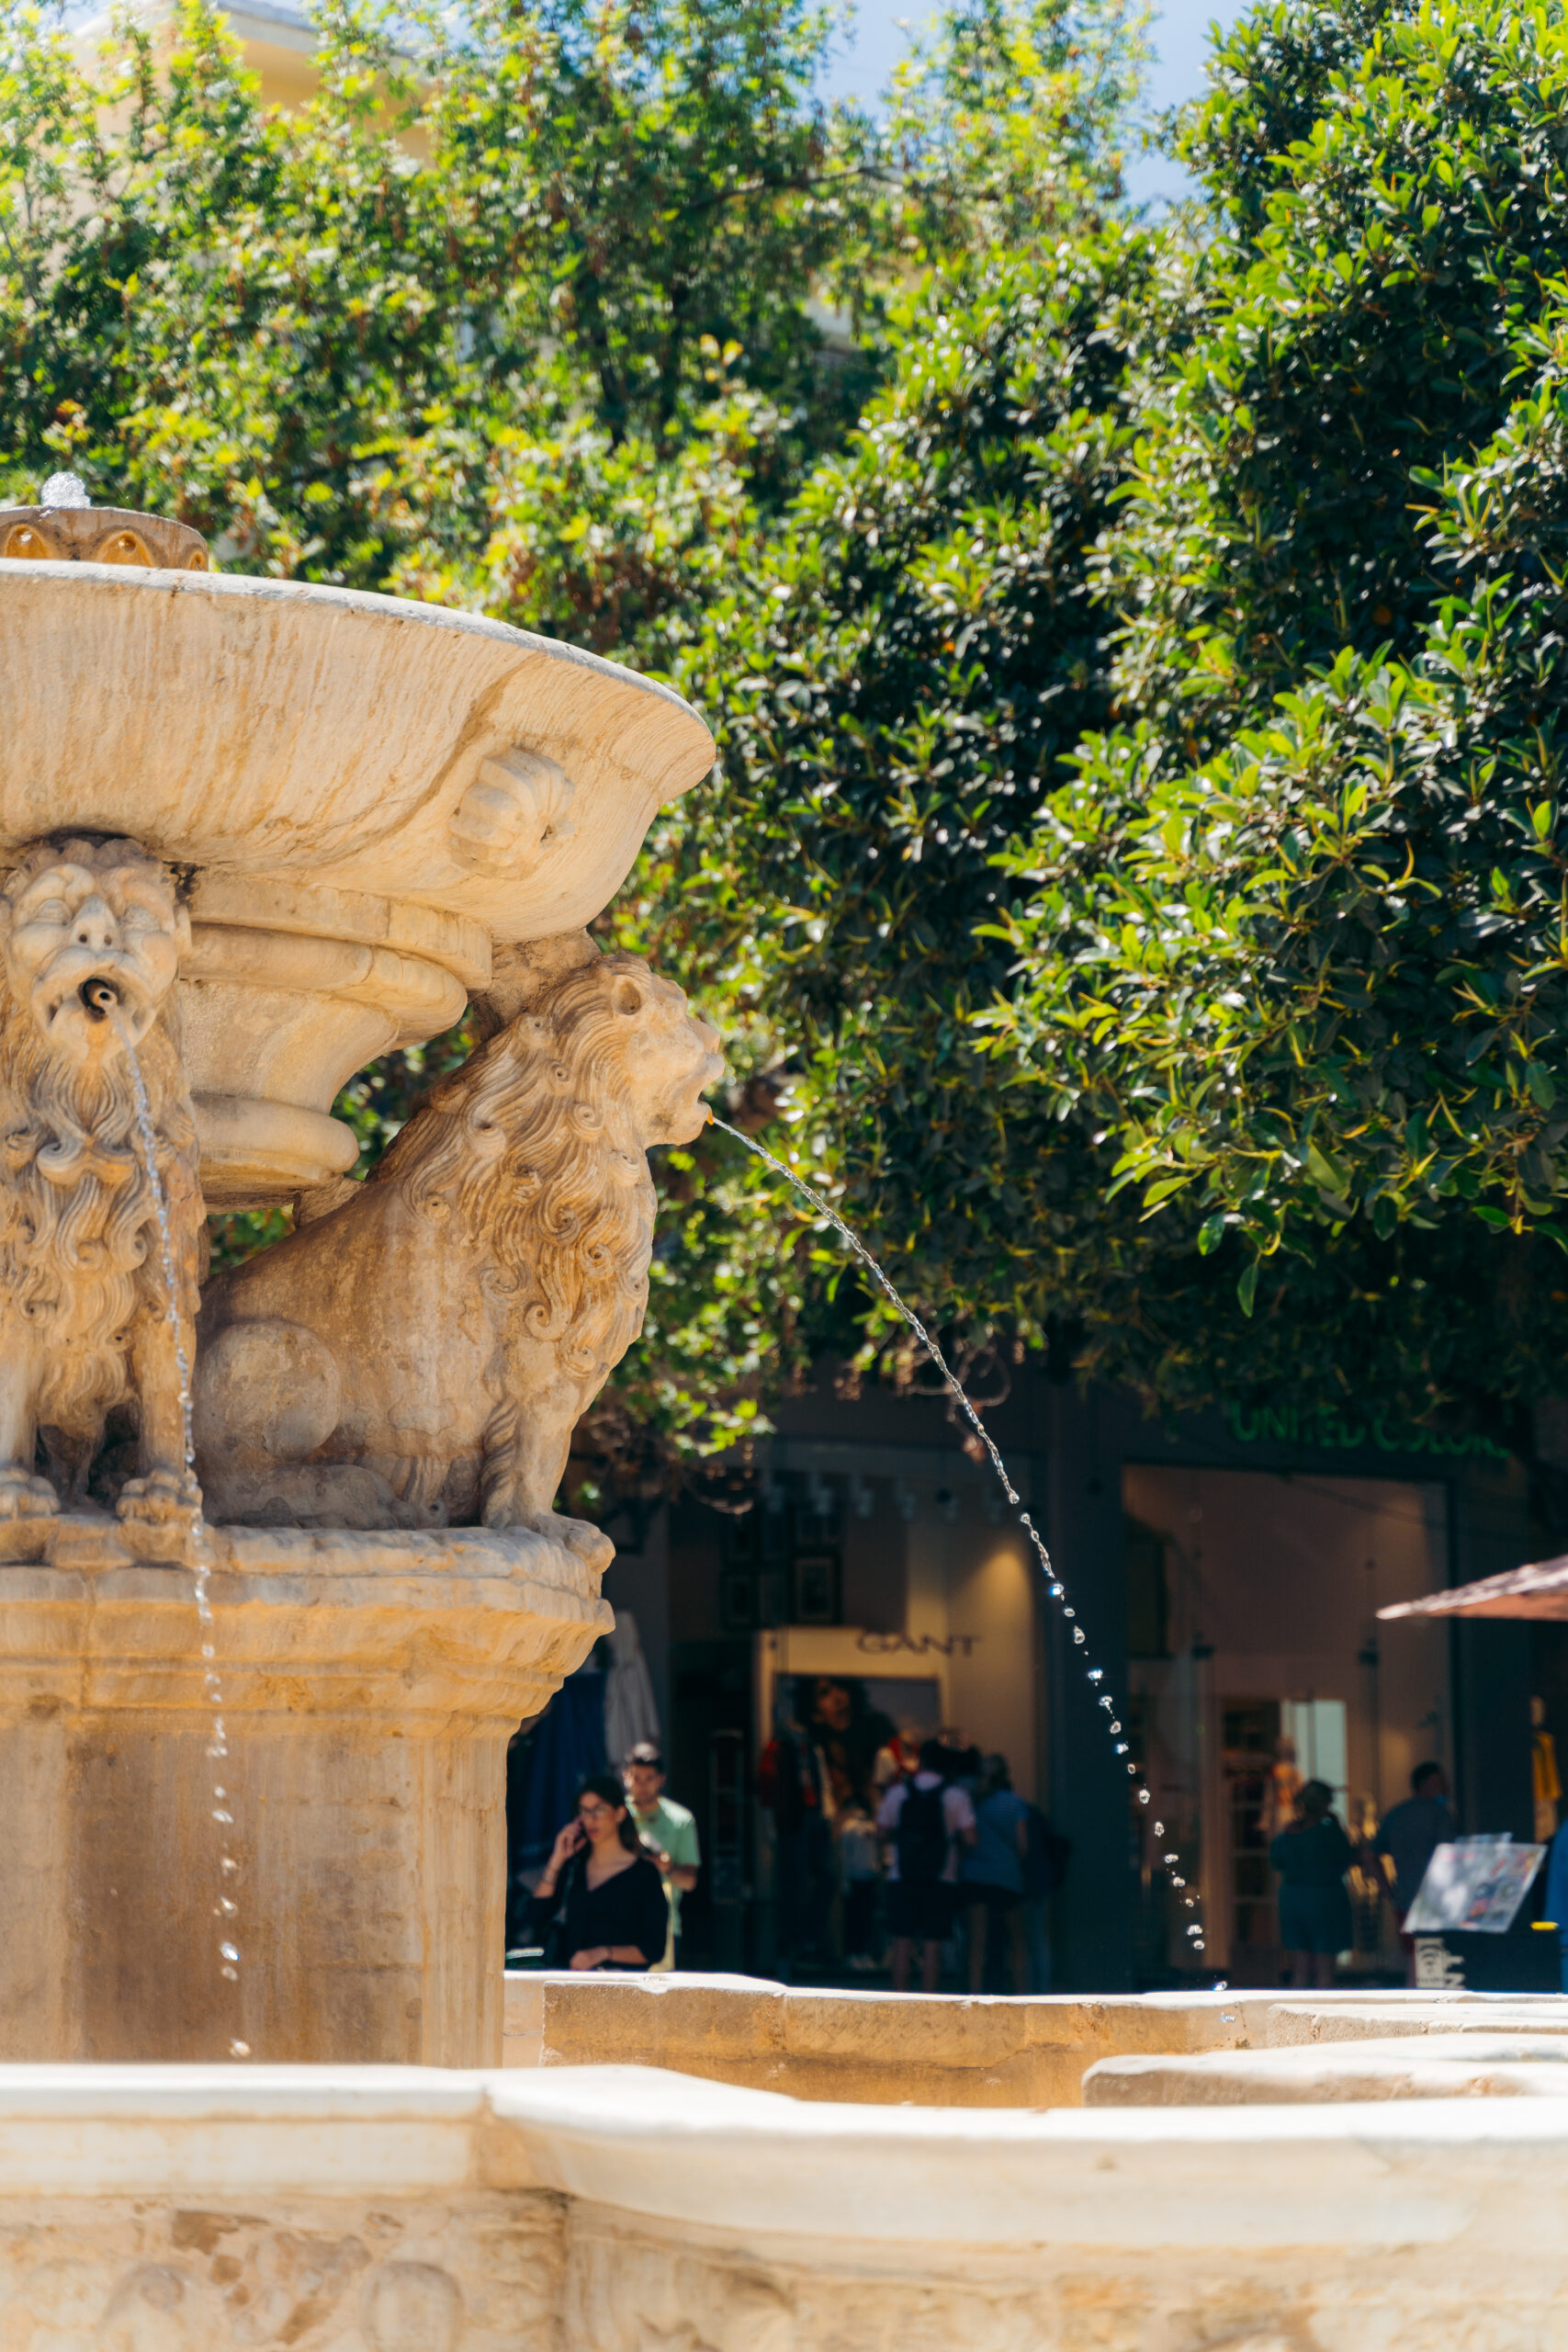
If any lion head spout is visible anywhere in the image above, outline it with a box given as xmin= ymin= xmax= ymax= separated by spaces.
xmin=0 ymin=838 xmax=200 ymax=1457
xmin=375 ymin=949 xmax=723 ymax=1389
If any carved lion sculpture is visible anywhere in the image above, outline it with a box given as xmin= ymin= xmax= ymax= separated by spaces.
xmin=193 ymin=944 xmax=723 ymax=1558
xmin=0 ymin=836 xmax=203 ymax=1526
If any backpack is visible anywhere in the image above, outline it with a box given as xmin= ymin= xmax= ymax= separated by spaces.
xmin=1022 ymin=1804 xmax=1071 ymax=1900
xmin=897 ymin=1781 xmax=950 ymax=1884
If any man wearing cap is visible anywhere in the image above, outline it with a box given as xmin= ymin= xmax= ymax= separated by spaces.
xmin=624 ymin=1742 xmax=702 ymax=1970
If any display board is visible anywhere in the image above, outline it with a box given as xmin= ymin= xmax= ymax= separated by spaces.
xmin=1402 ymin=1837 xmax=1545 ymax=1935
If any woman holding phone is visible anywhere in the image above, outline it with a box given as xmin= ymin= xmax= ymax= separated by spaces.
xmin=530 ymin=1772 xmax=670 ymax=1971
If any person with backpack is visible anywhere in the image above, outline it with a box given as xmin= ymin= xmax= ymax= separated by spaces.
xmin=875 ymin=1736 xmax=976 ymax=1992
xmin=962 ymin=1755 xmax=1031 ymax=1994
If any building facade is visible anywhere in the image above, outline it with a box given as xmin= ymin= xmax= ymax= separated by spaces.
xmin=603 ymin=1368 xmax=1562 ymax=1990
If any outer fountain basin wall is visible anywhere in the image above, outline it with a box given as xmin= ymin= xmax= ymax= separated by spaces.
xmin=0 ymin=2060 xmax=1566 ymax=2349
xmin=0 ymin=1527 xmax=608 ymax=2068
xmin=500 ymin=1973 xmax=1564 ymax=2107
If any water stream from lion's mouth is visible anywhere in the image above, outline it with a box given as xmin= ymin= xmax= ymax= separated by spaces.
xmin=707 ymin=1111 xmax=1214 ymax=1980
xmin=115 ymin=1015 xmax=251 ymax=2057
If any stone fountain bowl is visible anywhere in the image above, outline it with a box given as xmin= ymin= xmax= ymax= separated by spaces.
xmin=0 ymin=562 xmax=716 ymax=1204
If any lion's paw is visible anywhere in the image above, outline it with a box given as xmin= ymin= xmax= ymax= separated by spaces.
xmin=0 ymin=1470 xmax=59 ymax=1521
xmin=486 ymin=1502 xmax=614 ymax=1573
xmin=536 ymin=1510 xmax=615 ymax=1573
xmin=117 ymin=1469 xmax=203 ymax=1528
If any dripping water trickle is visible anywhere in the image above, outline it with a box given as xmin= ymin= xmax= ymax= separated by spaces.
xmin=109 ymin=1000 xmax=251 ymax=2059
xmin=707 ymin=1110 xmax=1215 ymax=1975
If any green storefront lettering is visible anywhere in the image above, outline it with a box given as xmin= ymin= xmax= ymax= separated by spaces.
xmin=1225 ymin=1406 xmax=1508 ymax=1464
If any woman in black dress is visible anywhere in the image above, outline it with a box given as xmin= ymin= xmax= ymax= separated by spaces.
xmin=531 ymin=1772 xmax=670 ymax=1971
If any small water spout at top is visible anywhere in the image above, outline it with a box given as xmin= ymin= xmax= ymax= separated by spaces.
xmin=79 ymin=978 xmax=119 ymax=1023
xmin=114 ymin=1009 xmax=251 ymax=2060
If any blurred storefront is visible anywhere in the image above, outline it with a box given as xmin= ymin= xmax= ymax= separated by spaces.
xmin=592 ymin=1366 xmax=1561 ymax=1989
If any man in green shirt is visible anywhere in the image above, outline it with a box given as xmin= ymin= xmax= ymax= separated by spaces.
xmin=624 ymin=1741 xmax=701 ymax=1968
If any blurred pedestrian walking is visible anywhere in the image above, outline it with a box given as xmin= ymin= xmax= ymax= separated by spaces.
xmin=962 ymin=1755 xmax=1028 ymax=1994
xmin=1271 ymin=1779 xmax=1354 ymax=1989
xmin=1375 ymin=1762 xmax=1453 ymax=1985
xmin=876 ymin=1737 xmax=976 ymax=1993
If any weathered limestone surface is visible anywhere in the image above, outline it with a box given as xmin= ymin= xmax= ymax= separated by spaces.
xmin=0 ymin=541 xmax=721 ymax=2067
xmin=0 ymin=840 xmax=203 ymax=1533
xmin=194 ymin=939 xmax=721 ymax=1541
xmin=0 ymin=2061 xmax=1562 ymax=2350
xmin=1085 ymin=2030 xmax=1568 ymax=2104
xmin=502 ymin=1972 xmax=1568 ymax=2108
xmin=0 ymin=564 xmax=715 ymax=1203
xmin=0 ymin=1526 xmax=608 ymax=2067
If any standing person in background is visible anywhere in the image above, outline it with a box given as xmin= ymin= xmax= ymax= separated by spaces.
xmin=876 ymin=1736 xmax=976 ymax=1993
xmin=529 ymin=1775 xmax=670 ymax=1972
xmin=1376 ymin=1762 xmax=1454 ymax=1985
xmin=962 ymin=1755 xmax=1028 ymax=1994
xmin=624 ymin=1741 xmax=700 ymax=1970
xmin=873 ymin=1723 xmax=921 ymax=1799
xmin=1272 ymin=1779 xmax=1355 ymax=1990
xmin=759 ymin=1688 xmax=834 ymax=1980
xmin=1260 ymin=1736 xmax=1303 ymax=1841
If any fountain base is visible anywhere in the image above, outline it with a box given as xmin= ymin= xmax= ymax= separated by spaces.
xmin=0 ymin=1522 xmax=607 ymax=2066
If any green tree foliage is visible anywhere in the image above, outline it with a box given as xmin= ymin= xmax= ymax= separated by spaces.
xmin=0 ymin=0 xmax=1144 ymax=1477
xmin=623 ymin=220 xmax=1170 ymax=1396
xmin=989 ymin=0 xmax=1568 ymax=1425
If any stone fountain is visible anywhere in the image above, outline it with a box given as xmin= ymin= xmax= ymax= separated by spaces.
xmin=0 ymin=487 xmax=720 ymax=2068
xmin=4 ymin=490 xmax=1567 ymax=2352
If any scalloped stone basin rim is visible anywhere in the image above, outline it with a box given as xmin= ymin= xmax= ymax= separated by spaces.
xmin=0 ymin=563 xmax=714 ymax=939
xmin=0 ymin=563 xmax=716 ymax=1202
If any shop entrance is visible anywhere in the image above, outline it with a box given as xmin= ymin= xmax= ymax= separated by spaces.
xmin=1123 ymin=1466 xmax=1451 ymax=1981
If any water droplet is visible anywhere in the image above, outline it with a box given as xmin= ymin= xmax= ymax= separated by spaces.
xmin=220 ymin=1856 xmax=239 ymax=1874
xmin=211 ymin=1809 xmax=233 ymax=1825
xmin=1048 ymin=1582 xmax=1064 ymax=1598
xmin=1138 ymin=1791 xmax=1151 ymax=1806
xmin=1088 ymin=1668 xmax=1103 ymax=1683
xmin=1062 ymin=1608 xmax=1075 ymax=1620
xmin=230 ymin=2040 xmax=251 ymax=2059
xmin=1073 ymin=1629 xmax=1086 ymax=1645
xmin=1164 ymin=1852 xmax=1179 ymax=1863
xmin=219 ymin=1941 xmax=240 ymax=1962
xmin=220 ymin=1964 xmax=239 ymax=1982
xmin=1114 ymin=1742 xmax=1128 ymax=1755
xmin=1109 ymin=1720 xmax=1122 ymax=1734
xmin=200 ymin=1645 xmax=215 ymax=1660
xmin=1152 ymin=1819 xmax=1164 ymax=1836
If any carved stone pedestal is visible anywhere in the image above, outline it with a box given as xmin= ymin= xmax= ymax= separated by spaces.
xmin=0 ymin=1519 xmax=607 ymax=2064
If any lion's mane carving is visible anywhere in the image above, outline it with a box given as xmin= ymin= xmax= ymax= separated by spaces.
xmin=194 ymin=944 xmax=722 ymax=1554
xmin=0 ymin=837 xmax=202 ymax=1525
xmin=389 ymin=953 xmax=665 ymax=1394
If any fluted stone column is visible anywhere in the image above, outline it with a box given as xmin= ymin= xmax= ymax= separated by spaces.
xmin=0 ymin=1520 xmax=606 ymax=2064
